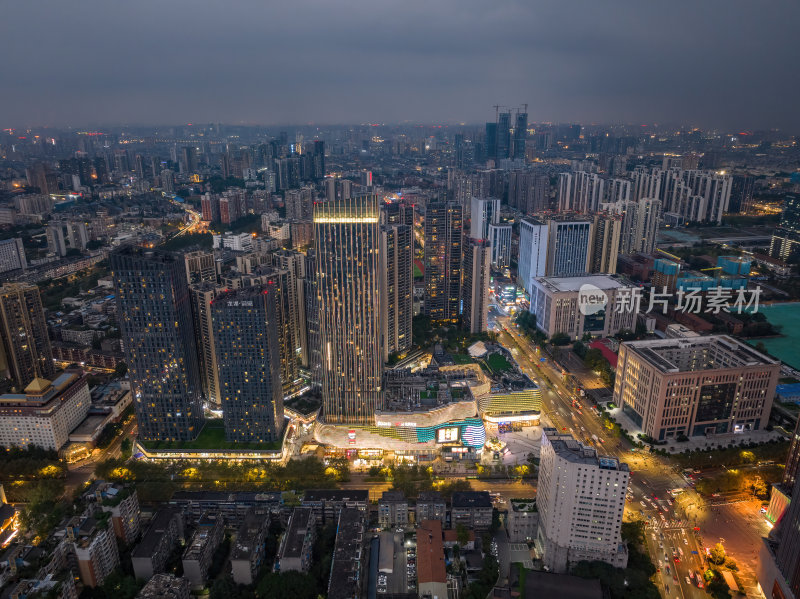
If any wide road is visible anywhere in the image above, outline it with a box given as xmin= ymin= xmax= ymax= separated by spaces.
xmin=494 ymin=313 xmax=772 ymax=596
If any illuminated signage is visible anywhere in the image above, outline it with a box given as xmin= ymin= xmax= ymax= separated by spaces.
xmin=436 ymin=427 xmax=460 ymax=443
xmin=376 ymin=421 xmax=417 ymax=428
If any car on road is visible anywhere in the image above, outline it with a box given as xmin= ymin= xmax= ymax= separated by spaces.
xmin=685 ymin=577 xmax=691 ymax=585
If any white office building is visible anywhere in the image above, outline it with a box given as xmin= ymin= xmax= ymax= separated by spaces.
xmin=0 ymin=372 xmax=91 ymax=451
xmin=518 ymin=219 xmax=592 ymax=296
xmin=528 ymin=275 xmax=637 ymax=340
xmin=535 ymin=428 xmax=629 ymax=573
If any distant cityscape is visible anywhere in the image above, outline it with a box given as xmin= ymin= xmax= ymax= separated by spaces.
xmin=0 ymin=112 xmax=798 ymax=599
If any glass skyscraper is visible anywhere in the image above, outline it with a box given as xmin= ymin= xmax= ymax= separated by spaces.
xmin=314 ymin=195 xmax=383 ymax=424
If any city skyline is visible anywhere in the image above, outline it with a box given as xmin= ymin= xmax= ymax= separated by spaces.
xmin=2 ymin=1 xmax=800 ymax=130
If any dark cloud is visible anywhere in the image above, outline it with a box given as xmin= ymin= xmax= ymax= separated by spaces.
xmin=1 ymin=0 xmax=798 ymax=130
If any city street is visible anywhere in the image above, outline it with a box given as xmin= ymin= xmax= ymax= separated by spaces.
xmin=492 ymin=314 xmax=767 ymax=596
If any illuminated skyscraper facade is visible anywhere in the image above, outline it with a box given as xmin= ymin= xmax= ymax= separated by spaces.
xmin=111 ymin=247 xmax=202 ymax=442
xmin=314 ymin=195 xmax=383 ymax=424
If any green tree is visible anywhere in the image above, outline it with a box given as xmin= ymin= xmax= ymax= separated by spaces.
xmin=100 ymin=570 xmax=143 ymax=599
xmin=256 ymin=570 xmax=320 ymax=599
xmin=709 ymin=542 xmax=727 ymax=565
xmin=550 ymin=332 xmax=571 ymax=346
xmin=456 ymin=523 xmax=470 ymax=546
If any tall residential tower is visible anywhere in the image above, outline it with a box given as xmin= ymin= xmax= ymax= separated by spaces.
xmin=111 ymin=247 xmax=203 ymax=442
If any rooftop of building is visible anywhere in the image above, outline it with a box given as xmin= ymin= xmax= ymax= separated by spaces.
xmin=416 ymin=519 xmax=446 ymax=585
xmin=303 ymin=489 xmax=368 ymax=503
xmin=132 ymin=509 xmax=179 ymax=558
xmin=0 ymin=370 xmax=83 ymax=404
xmin=183 ymin=517 xmax=220 ymax=560
xmin=443 ymin=528 xmax=475 ymax=543
xmin=532 ymin=274 xmax=633 ymax=293
xmin=327 ymin=508 xmax=365 ymax=599
xmin=112 ymin=245 xmax=180 ymax=264
xmin=170 ymin=490 xmax=281 ymax=503
xmin=379 ymin=490 xmax=406 ymax=504
xmin=137 ymin=574 xmax=189 ymax=599
xmin=280 ymin=507 xmax=313 ymax=560
xmin=509 ymin=499 xmax=538 ymax=513
xmin=543 ymin=428 xmax=629 ymax=472
xmin=417 ymin=491 xmax=445 ymax=503
xmin=451 ymin=491 xmax=492 ymax=509
xmin=622 ymin=334 xmax=779 ymax=373
xmin=232 ymin=510 xmax=269 ymax=561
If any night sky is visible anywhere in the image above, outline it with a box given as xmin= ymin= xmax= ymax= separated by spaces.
xmin=2 ymin=0 xmax=799 ymax=130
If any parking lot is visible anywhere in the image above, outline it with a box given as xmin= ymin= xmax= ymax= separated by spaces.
xmin=377 ymin=531 xmax=416 ymax=595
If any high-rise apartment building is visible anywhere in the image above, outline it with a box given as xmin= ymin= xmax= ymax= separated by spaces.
xmin=212 ymin=287 xmax=284 ymax=443
xmin=634 ymin=198 xmax=661 ymax=254
xmin=509 ymin=171 xmax=549 ymax=214
xmin=496 ymin=111 xmax=512 ymax=160
xmin=469 ymin=197 xmax=500 ymax=240
xmin=729 ymin=175 xmax=755 ymax=214
xmin=223 ymin=267 xmax=299 ymax=394
xmin=518 ymin=218 xmax=592 ymax=295
xmin=312 ymin=140 xmax=325 ymax=181
xmin=303 ymin=250 xmax=322 ymax=387
xmin=184 ymin=250 xmax=216 ymax=285
xmin=513 ymin=111 xmax=528 ymax=160
xmin=614 ymin=336 xmax=780 ymax=442
xmin=558 ymin=171 xmax=605 ymax=213
xmin=314 ymin=196 xmax=383 ymax=424
xmin=285 ymin=187 xmax=314 ymax=221
xmin=383 ymin=200 xmax=415 ymax=227
xmin=0 ymin=238 xmax=27 ymax=274
xmin=380 ymin=224 xmax=413 ymax=360
xmin=770 ymin=195 xmax=800 ymax=261
xmin=462 ymin=239 xmax=491 ymax=333
xmin=536 ymin=428 xmax=629 ymax=572
xmin=613 ymin=198 xmax=661 ymax=255
xmin=488 ymin=223 xmax=512 ymax=268
xmin=111 ymin=247 xmax=203 ymax=442
xmin=589 ymin=214 xmax=622 ymax=274
xmin=424 ymin=202 xmax=463 ymax=323
xmin=0 ymin=283 xmax=55 ymax=390
xmin=189 ymin=283 xmax=222 ymax=409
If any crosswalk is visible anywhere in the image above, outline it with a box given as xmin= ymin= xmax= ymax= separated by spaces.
xmin=646 ymin=519 xmax=690 ymax=530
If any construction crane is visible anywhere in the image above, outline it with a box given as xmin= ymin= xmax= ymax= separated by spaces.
xmin=701 ymin=266 xmax=723 ymax=281
xmin=656 ymin=248 xmax=683 ymax=262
